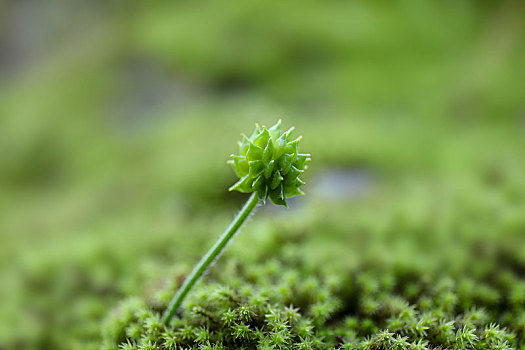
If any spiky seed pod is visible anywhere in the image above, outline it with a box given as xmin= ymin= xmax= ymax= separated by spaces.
xmin=228 ymin=120 xmax=311 ymax=207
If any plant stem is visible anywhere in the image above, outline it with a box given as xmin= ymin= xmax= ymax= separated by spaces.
xmin=162 ymin=192 xmax=260 ymax=325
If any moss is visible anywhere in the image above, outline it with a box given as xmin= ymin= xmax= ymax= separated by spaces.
xmin=102 ymin=203 xmax=525 ymax=349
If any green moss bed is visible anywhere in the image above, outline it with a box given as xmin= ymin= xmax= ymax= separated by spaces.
xmin=101 ymin=174 xmax=525 ymax=349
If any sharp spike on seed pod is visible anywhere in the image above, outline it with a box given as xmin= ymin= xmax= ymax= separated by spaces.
xmin=228 ymin=120 xmax=310 ymax=207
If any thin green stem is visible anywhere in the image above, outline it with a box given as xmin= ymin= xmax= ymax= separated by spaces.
xmin=162 ymin=192 xmax=260 ymax=325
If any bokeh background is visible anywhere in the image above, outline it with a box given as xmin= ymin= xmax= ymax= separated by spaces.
xmin=1 ymin=1 xmax=525 ymax=349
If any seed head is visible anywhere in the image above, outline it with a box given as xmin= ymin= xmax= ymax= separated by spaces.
xmin=228 ymin=120 xmax=311 ymax=207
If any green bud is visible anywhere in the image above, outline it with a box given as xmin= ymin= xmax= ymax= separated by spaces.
xmin=228 ymin=120 xmax=310 ymax=206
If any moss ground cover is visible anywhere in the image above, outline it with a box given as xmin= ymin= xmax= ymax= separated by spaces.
xmin=100 ymin=167 xmax=525 ymax=349
xmin=1 ymin=1 xmax=525 ymax=349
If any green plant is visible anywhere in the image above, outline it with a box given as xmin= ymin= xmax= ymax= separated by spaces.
xmin=162 ymin=120 xmax=310 ymax=325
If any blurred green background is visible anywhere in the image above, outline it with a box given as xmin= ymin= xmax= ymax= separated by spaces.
xmin=1 ymin=1 xmax=525 ymax=349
